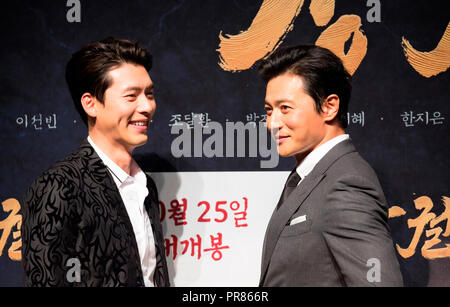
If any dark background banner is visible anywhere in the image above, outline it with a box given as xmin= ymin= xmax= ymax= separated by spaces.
xmin=0 ymin=0 xmax=448 ymax=286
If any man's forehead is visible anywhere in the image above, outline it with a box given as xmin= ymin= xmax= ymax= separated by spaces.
xmin=265 ymin=74 xmax=306 ymax=102
xmin=267 ymin=74 xmax=304 ymax=90
xmin=107 ymin=63 xmax=153 ymax=90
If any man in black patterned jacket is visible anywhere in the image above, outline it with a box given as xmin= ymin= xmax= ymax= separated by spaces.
xmin=21 ymin=37 xmax=170 ymax=287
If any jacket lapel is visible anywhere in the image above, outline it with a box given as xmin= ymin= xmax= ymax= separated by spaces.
xmin=260 ymin=139 xmax=357 ymax=285
xmin=259 ymin=172 xmax=325 ymax=284
xmin=144 ymin=174 xmax=170 ymax=287
xmin=77 ymin=139 xmax=143 ymax=285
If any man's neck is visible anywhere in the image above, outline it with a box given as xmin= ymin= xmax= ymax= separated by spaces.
xmin=88 ymin=131 xmax=134 ymax=175
xmin=294 ymin=127 xmax=345 ymax=167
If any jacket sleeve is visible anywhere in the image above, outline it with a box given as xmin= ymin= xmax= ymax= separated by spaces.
xmin=321 ymin=174 xmax=403 ymax=286
xmin=21 ymin=172 xmax=81 ymax=287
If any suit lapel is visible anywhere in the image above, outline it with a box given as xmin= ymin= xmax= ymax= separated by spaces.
xmin=260 ymin=139 xmax=357 ymax=285
xmin=77 ymin=141 xmax=133 ymax=235
xmin=77 ymin=139 xmax=142 ymax=285
xmin=144 ymin=174 xmax=170 ymax=287
xmin=260 ymin=172 xmax=325 ymax=284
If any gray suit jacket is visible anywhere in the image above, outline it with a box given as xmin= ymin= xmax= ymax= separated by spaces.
xmin=260 ymin=139 xmax=403 ymax=286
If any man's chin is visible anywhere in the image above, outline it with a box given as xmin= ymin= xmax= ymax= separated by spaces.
xmin=135 ymin=139 xmax=148 ymax=147
xmin=127 ymin=136 xmax=148 ymax=148
xmin=277 ymin=147 xmax=293 ymax=157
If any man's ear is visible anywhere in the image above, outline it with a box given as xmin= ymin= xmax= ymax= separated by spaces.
xmin=80 ymin=93 xmax=97 ymax=119
xmin=321 ymin=94 xmax=340 ymax=122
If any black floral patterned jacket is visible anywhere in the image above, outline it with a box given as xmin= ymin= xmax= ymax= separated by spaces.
xmin=21 ymin=140 xmax=170 ymax=287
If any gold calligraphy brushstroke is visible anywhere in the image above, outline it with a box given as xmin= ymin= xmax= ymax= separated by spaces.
xmin=396 ymin=196 xmax=435 ymax=259
xmin=402 ymin=22 xmax=450 ymax=78
xmin=309 ymin=0 xmax=335 ymax=27
xmin=217 ymin=0 xmax=305 ymax=72
xmin=315 ymin=15 xmax=367 ymax=75
xmin=422 ymin=196 xmax=450 ymax=259
xmin=430 ymin=196 xmax=450 ymax=236
xmin=422 ymin=227 xmax=450 ymax=259
xmin=388 ymin=206 xmax=406 ymax=218
xmin=0 ymin=198 xmax=22 ymax=261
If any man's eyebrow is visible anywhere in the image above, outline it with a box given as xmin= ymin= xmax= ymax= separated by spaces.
xmin=122 ymin=86 xmax=142 ymax=93
xmin=265 ymin=99 xmax=287 ymax=106
xmin=122 ymin=84 xmax=154 ymax=93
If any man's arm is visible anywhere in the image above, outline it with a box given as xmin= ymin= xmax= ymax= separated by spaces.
xmin=321 ymin=174 xmax=403 ymax=286
xmin=22 ymin=172 xmax=81 ymax=287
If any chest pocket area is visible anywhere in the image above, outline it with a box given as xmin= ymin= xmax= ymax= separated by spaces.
xmin=280 ymin=218 xmax=312 ymax=237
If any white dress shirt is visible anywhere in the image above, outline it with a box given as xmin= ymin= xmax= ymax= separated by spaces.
xmin=87 ymin=136 xmax=157 ymax=287
xmin=296 ymin=134 xmax=350 ymax=184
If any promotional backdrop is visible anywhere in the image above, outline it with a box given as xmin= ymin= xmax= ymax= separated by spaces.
xmin=0 ymin=0 xmax=449 ymax=286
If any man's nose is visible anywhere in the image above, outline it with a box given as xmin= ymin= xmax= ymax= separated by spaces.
xmin=138 ymin=95 xmax=156 ymax=115
xmin=269 ymin=109 xmax=283 ymax=132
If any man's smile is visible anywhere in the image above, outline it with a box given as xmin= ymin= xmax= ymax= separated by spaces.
xmin=128 ymin=119 xmax=149 ymax=130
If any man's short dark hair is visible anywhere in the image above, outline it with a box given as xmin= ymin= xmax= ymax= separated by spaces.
xmin=65 ymin=37 xmax=152 ymax=125
xmin=258 ymin=45 xmax=351 ymax=128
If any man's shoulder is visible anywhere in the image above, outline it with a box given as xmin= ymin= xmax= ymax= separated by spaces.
xmin=335 ymin=150 xmax=376 ymax=174
xmin=322 ymin=140 xmax=379 ymax=181
xmin=323 ymin=148 xmax=386 ymax=201
xmin=28 ymin=141 xmax=94 ymax=189
xmin=319 ymin=147 xmax=388 ymax=214
xmin=45 ymin=146 xmax=86 ymax=176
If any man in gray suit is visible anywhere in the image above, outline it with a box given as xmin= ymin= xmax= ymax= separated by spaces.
xmin=258 ymin=45 xmax=403 ymax=286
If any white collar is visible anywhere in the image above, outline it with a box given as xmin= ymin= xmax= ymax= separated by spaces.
xmin=296 ymin=134 xmax=350 ymax=180
xmin=87 ymin=136 xmax=146 ymax=187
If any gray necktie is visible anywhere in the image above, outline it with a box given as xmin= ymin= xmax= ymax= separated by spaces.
xmin=276 ymin=169 xmax=301 ymax=210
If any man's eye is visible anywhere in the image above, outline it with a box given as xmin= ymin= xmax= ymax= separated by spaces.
xmin=126 ymin=95 xmax=139 ymax=102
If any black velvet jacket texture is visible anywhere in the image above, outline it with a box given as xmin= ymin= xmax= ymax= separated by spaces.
xmin=22 ymin=140 xmax=170 ymax=287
